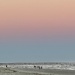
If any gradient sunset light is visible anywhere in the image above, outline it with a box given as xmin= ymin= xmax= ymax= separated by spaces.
xmin=0 ymin=0 xmax=75 ymax=62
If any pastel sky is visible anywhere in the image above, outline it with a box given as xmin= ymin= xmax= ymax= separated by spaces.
xmin=0 ymin=0 xmax=75 ymax=62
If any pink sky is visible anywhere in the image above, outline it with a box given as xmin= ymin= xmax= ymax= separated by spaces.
xmin=0 ymin=0 xmax=75 ymax=40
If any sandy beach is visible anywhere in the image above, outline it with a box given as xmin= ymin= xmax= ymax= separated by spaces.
xmin=0 ymin=67 xmax=75 ymax=75
xmin=0 ymin=63 xmax=75 ymax=75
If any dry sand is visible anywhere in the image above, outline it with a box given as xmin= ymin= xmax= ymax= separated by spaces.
xmin=0 ymin=67 xmax=75 ymax=75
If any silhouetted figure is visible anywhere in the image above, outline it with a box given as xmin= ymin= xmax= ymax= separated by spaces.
xmin=40 ymin=66 xmax=42 ymax=69
xmin=34 ymin=65 xmax=36 ymax=68
xmin=37 ymin=66 xmax=42 ymax=69
xmin=6 ymin=65 xmax=7 ymax=68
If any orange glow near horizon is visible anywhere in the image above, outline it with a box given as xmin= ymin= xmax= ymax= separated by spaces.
xmin=0 ymin=0 xmax=75 ymax=39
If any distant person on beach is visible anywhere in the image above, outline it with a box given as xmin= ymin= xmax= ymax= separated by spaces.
xmin=6 ymin=65 xmax=7 ymax=68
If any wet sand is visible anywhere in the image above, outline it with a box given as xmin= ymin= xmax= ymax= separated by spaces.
xmin=0 ymin=67 xmax=75 ymax=75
